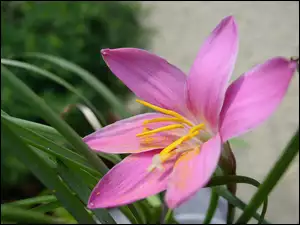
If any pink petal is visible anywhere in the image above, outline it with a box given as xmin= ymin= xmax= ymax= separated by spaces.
xmin=88 ymin=150 xmax=174 ymax=209
xmin=101 ymin=48 xmax=188 ymax=115
xmin=83 ymin=113 xmax=179 ymax=154
xmin=186 ymin=16 xmax=238 ymax=131
xmin=165 ymin=134 xmax=222 ymax=209
xmin=220 ymin=57 xmax=297 ymax=142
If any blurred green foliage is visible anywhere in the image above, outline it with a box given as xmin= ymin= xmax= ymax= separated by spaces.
xmin=1 ymin=1 xmax=151 ymax=124
xmin=1 ymin=1 xmax=151 ymax=190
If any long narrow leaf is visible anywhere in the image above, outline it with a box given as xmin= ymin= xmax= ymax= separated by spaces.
xmin=56 ymin=161 xmax=117 ymax=224
xmin=1 ymin=120 xmax=95 ymax=223
xmin=203 ymin=188 xmax=219 ymax=224
xmin=2 ymin=113 xmax=121 ymax=165
xmin=236 ymin=129 xmax=299 ymax=224
xmin=24 ymin=52 xmax=130 ymax=118
xmin=2 ymin=195 xmax=57 ymax=208
xmin=207 ymin=175 xmax=268 ymax=224
xmin=2 ymin=116 xmax=100 ymax=176
xmin=1 ymin=58 xmax=105 ymax=124
xmin=32 ymin=201 xmax=62 ymax=213
xmin=1 ymin=205 xmax=66 ymax=224
xmin=1 ymin=112 xmax=66 ymax=143
xmin=214 ymin=187 xmax=270 ymax=224
xmin=2 ymin=65 xmax=108 ymax=174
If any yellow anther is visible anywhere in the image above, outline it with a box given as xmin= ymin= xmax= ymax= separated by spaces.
xmin=136 ymin=124 xmax=184 ymax=137
xmin=159 ymin=130 xmax=200 ymax=162
xmin=160 ymin=135 xmax=188 ymax=156
xmin=143 ymin=127 xmax=151 ymax=132
xmin=189 ymin=123 xmax=205 ymax=134
xmin=144 ymin=117 xmax=184 ymax=125
xmin=136 ymin=99 xmax=193 ymax=126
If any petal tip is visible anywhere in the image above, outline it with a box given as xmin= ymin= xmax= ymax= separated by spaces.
xmin=101 ymin=48 xmax=111 ymax=56
xmin=87 ymin=201 xmax=97 ymax=209
xmin=289 ymin=59 xmax=298 ymax=71
xmin=221 ymin=15 xmax=238 ymax=32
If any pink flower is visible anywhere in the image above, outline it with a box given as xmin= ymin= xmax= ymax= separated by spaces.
xmin=84 ymin=16 xmax=297 ymax=209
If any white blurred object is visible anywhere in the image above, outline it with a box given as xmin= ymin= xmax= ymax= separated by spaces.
xmin=174 ymin=187 xmax=228 ymax=224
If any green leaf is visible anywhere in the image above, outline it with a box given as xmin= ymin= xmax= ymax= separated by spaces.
xmin=163 ymin=209 xmax=173 ymax=224
xmin=207 ymin=175 xmax=268 ymax=224
xmin=203 ymin=188 xmax=219 ymax=224
xmin=1 ymin=111 xmax=66 ymax=143
xmin=214 ymin=187 xmax=270 ymax=224
xmin=236 ymin=129 xmax=299 ymax=224
xmin=2 ymin=195 xmax=57 ymax=208
xmin=24 ymin=52 xmax=130 ymax=118
xmin=1 ymin=58 xmax=105 ymax=124
xmin=32 ymin=201 xmax=62 ymax=213
xmin=56 ymin=161 xmax=117 ymax=224
xmin=1 ymin=120 xmax=95 ymax=223
xmin=2 ymin=113 xmax=121 ymax=166
xmin=1 ymin=205 xmax=66 ymax=224
xmin=119 ymin=206 xmax=139 ymax=224
xmin=2 ymin=65 xmax=108 ymax=174
xmin=127 ymin=203 xmax=146 ymax=224
xmin=2 ymin=116 xmax=100 ymax=176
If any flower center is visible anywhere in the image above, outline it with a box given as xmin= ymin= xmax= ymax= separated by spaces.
xmin=135 ymin=99 xmax=209 ymax=172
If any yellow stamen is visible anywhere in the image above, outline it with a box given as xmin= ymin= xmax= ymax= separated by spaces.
xmin=143 ymin=117 xmax=184 ymax=125
xmin=159 ymin=131 xmax=200 ymax=161
xmin=189 ymin=123 xmax=205 ymax=134
xmin=136 ymin=124 xmax=184 ymax=137
xmin=136 ymin=99 xmax=193 ymax=126
xmin=143 ymin=127 xmax=151 ymax=132
xmin=147 ymin=131 xmax=202 ymax=172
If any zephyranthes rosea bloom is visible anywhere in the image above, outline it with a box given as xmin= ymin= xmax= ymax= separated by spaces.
xmin=85 ymin=16 xmax=297 ymax=209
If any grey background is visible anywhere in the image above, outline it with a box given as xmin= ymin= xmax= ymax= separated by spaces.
xmin=136 ymin=1 xmax=299 ymax=223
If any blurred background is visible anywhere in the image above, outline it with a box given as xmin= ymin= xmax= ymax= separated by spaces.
xmin=1 ymin=1 xmax=299 ymax=223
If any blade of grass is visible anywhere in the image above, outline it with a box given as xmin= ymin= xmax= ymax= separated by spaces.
xmin=236 ymin=129 xmax=299 ymax=224
xmin=56 ymin=161 xmax=117 ymax=224
xmin=214 ymin=187 xmax=270 ymax=224
xmin=58 ymin=160 xmax=141 ymax=224
xmin=163 ymin=209 xmax=173 ymax=224
xmin=60 ymin=162 xmax=141 ymax=225
xmin=203 ymin=188 xmax=219 ymax=224
xmin=2 ymin=116 xmax=100 ymax=176
xmin=2 ymin=110 xmax=122 ymax=165
xmin=32 ymin=201 xmax=62 ymax=213
xmin=4 ymin=114 xmax=121 ymax=166
xmin=119 ymin=206 xmax=139 ymax=224
xmin=2 ymin=65 xmax=108 ymax=174
xmin=76 ymin=103 xmax=102 ymax=130
xmin=1 ymin=58 xmax=105 ymax=124
xmin=24 ymin=52 xmax=130 ymax=118
xmin=1 ymin=120 xmax=95 ymax=223
xmin=1 ymin=205 xmax=66 ymax=224
xmin=127 ymin=203 xmax=146 ymax=224
xmin=1 ymin=112 xmax=66 ymax=143
xmin=2 ymin=195 xmax=57 ymax=208
xmin=207 ymin=175 xmax=268 ymax=224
